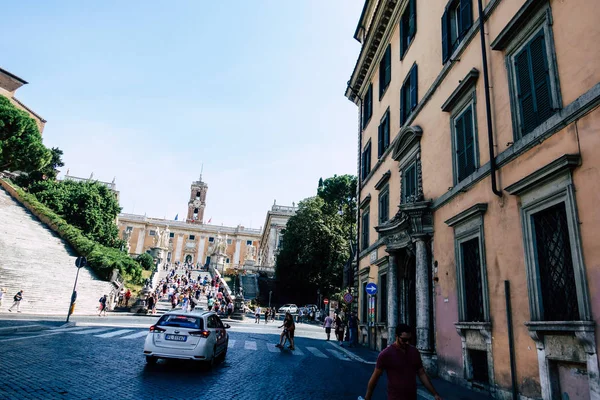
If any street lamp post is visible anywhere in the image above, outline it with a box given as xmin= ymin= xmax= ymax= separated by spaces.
xmin=269 ymin=290 xmax=272 ymax=308
xmin=67 ymin=256 xmax=87 ymax=323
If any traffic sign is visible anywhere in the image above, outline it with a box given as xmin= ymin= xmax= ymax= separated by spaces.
xmin=343 ymin=293 xmax=353 ymax=304
xmin=365 ymin=282 xmax=378 ymax=295
xmin=75 ymin=256 xmax=87 ymax=269
xmin=323 ymin=298 xmax=329 ymax=305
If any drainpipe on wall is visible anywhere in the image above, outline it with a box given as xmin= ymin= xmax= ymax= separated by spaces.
xmin=477 ymin=0 xmax=502 ymax=197
xmin=505 ymin=280 xmax=519 ymax=400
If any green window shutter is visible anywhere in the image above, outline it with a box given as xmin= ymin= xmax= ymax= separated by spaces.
xmin=459 ymin=0 xmax=472 ymax=37
xmin=529 ymin=33 xmax=554 ymax=126
xmin=385 ymin=46 xmax=392 ymax=87
xmin=462 ymin=107 xmax=475 ymax=177
xmin=408 ymin=0 xmax=417 ymax=38
xmin=400 ymin=85 xmax=407 ymax=125
xmin=410 ymin=65 xmax=418 ymax=110
xmin=441 ymin=10 xmax=450 ymax=63
xmin=400 ymin=14 xmax=406 ymax=58
xmin=378 ymin=123 xmax=384 ymax=158
xmin=515 ymin=45 xmax=536 ymax=134
xmin=384 ymin=113 xmax=390 ymax=149
xmin=455 ymin=112 xmax=467 ymax=181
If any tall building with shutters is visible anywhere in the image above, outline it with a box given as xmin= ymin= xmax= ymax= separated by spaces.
xmin=345 ymin=1 xmax=600 ymax=399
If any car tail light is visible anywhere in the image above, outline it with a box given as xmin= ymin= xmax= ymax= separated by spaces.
xmin=188 ymin=330 xmax=210 ymax=338
xmin=149 ymin=325 xmax=166 ymax=333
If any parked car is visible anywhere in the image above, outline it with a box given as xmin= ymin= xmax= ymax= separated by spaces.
xmin=143 ymin=310 xmax=230 ymax=367
xmin=278 ymin=304 xmax=298 ymax=314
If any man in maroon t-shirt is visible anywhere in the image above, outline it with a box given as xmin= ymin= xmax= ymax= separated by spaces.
xmin=364 ymin=324 xmax=441 ymax=400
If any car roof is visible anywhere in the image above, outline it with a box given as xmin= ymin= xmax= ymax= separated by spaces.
xmin=163 ymin=310 xmax=215 ymax=318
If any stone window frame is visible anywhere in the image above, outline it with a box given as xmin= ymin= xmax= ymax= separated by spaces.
xmin=227 ymin=238 xmax=233 ymax=245
xmin=361 ymin=206 xmax=371 ymax=251
xmin=502 ymin=4 xmax=562 ymax=141
xmin=246 ymin=240 xmax=252 ymax=246
xmin=189 ymin=235 xmax=195 ymax=241
xmin=208 ymin=237 xmax=215 ymax=243
xmin=149 ymin=230 xmax=156 ymax=236
xmin=506 ymin=154 xmax=591 ymax=322
xmin=169 ymin=232 xmax=175 ymax=238
xmin=378 ymin=184 xmax=390 ymax=225
xmin=445 ymin=203 xmax=494 ymax=390
xmin=377 ymin=263 xmax=389 ymax=324
xmin=449 ymin=90 xmax=480 ymax=185
xmin=392 ymin=126 xmax=423 ymax=205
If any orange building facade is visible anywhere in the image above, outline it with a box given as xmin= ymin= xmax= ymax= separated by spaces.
xmin=346 ymin=0 xmax=599 ymax=399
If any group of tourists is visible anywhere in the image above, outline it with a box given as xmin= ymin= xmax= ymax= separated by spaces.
xmin=321 ymin=310 xmax=359 ymax=347
xmin=253 ymin=306 xmax=277 ymax=323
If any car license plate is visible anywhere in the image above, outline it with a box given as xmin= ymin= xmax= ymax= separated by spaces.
xmin=165 ymin=334 xmax=187 ymax=342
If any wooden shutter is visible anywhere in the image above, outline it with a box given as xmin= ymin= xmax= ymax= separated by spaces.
xmin=462 ymin=108 xmax=475 ymax=176
xmin=515 ymin=45 xmax=535 ymax=134
xmin=384 ymin=113 xmax=390 ymax=149
xmin=529 ymin=33 xmax=553 ymax=125
xmin=378 ymin=123 xmax=384 ymax=158
xmin=385 ymin=46 xmax=392 ymax=87
xmin=460 ymin=0 xmax=472 ymax=37
xmin=410 ymin=65 xmax=418 ymax=110
xmin=400 ymin=15 xmax=406 ymax=57
xmin=400 ymin=85 xmax=406 ymax=126
xmin=408 ymin=0 xmax=417 ymax=38
xmin=455 ymin=113 xmax=467 ymax=181
xmin=441 ymin=10 xmax=449 ymax=63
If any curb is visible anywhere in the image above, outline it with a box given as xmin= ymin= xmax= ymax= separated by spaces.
xmin=326 ymin=341 xmax=377 ymax=365
xmin=0 ymin=324 xmax=52 ymax=334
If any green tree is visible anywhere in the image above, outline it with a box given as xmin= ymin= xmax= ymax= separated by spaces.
xmin=275 ymin=174 xmax=357 ymax=304
xmin=0 ymin=96 xmax=51 ymax=173
xmin=28 ymin=180 xmax=122 ymax=248
xmin=14 ymin=147 xmax=64 ymax=188
xmin=136 ymin=253 xmax=155 ymax=270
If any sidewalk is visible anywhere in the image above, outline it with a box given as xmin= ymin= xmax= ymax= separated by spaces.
xmin=327 ymin=342 xmax=493 ymax=400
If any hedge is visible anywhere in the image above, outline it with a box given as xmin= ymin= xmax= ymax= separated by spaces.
xmin=1 ymin=179 xmax=143 ymax=284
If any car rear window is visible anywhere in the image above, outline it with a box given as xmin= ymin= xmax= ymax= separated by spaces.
xmin=157 ymin=315 xmax=203 ymax=329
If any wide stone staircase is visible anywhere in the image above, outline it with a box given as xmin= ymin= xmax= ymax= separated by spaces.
xmin=153 ymin=267 xmax=212 ymax=313
xmin=0 ymin=187 xmax=113 ymax=315
xmin=239 ymin=273 xmax=259 ymax=300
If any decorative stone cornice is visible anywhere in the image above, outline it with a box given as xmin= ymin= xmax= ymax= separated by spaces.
xmin=441 ymin=69 xmax=480 ymax=112
xmin=376 ymin=200 xmax=433 ymax=250
xmin=505 ymin=154 xmax=581 ymax=195
xmin=392 ymin=125 xmax=423 ymax=162
xmin=359 ymin=194 xmax=372 ymax=209
xmin=444 ymin=203 xmax=488 ymax=227
xmin=374 ymin=170 xmax=391 ymax=190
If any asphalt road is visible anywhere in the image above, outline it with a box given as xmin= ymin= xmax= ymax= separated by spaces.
xmin=0 ymin=317 xmax=388 ymax=400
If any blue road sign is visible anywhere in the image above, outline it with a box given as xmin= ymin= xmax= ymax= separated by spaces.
xmin=365 ymin=282 xmax=378 ymax=295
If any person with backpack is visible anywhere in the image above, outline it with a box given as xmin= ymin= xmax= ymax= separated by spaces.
xmin=8 ymin=290 xmax=23 ymax=313
xmin=98 ymin=294 xmax=107 ymax=316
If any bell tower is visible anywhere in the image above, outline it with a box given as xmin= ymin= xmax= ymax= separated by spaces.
xmin=186 ymin=174 xmax=208 ymax=224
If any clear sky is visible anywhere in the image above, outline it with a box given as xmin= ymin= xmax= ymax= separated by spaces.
xmin=0 ymin=1 xmax=363 ymax=229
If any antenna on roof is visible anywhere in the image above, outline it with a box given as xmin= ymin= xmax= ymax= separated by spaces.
xmin=199 ymin=163 xmax=204 ymax=182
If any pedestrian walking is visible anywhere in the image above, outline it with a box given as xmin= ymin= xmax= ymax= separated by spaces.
xmin=8 ymin=290 xmax=23 ymax=312
xmin=334 ymin=314 xmax=344 ymax=345
xmin=265 ymin=308 xmax=270 ymax=324
xmin=98 ymin=294 xmax=108 ymax=316
xmin=271 ymin=307 xmax=276 ymax=322
xmin=0 ymin=288 xmax=5 ymax=310
xmin=323 ymin=314 xmax=333 ymax=341
xmin=227 ymin=301 xmax=233 ymax=318
xmin=255 ymin=306 xmax=262 ymax=323
xmin=347 ymin=312 xmax=359 ymax=347
xmin=276 ymin=312 xmax=295 ymax=350
xmin=363 ymin=324 xmax=442 ymax=400
xmin=207 ymin=297 xmax=215 ymax=311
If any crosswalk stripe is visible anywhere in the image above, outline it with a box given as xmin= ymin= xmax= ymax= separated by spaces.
xmin=267 ymin=343 xmax=279 ymax=353
xmin=306 ymin=347 xmax=328 ymax=358
xmin=244 ymin=341 xmax=257 ymax=350
xmin=291 ymin=346 xmax=304 ymax=356
xmin=228 ymin=340 xmax=236 ymax=348
xmin=95 ymin=329 xmax=134 ymax=338
xmin=326 ymin=349 xmax=350 ymax=361
xmin=69 ymin=328 xmax=113 ymax=335
xmin=120 ymin=331 xmax=148 ymax=339
xmin=52 ymin=327 xmax=91 ymax=333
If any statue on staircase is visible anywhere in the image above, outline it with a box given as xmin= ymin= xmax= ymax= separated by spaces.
xmin=153 ymin=227 xmax=162 ymax=248
xmin=160 ymin=226 xmax=170 ymax=248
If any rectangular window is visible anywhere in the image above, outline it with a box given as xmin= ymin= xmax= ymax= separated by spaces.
xmin=441 ymin=0 xmax=472 ymax=63
xmin=379 ymin=44 xmax=392 ymax=98
xmin=193 ymin=208 xmax=199 ymax=213
xmin=453 ymin=104 xmax=477 ymax=182
xmin=226 ymin=258 xmax=230 ymax=263
xmin=380 ymin=273 xmax=388 ymax=323
xmin=361 ymin=209 xmax=370 ymax=251
xmin=149 ymin=230 xmax=156 ymax=236
xmin=196 ymin=191 xmax=201 ymax=199
xmin=532 ymin=202 xmax=579 ymax=321
xmin=126 ymin=226 xmax=133 ymax=231
xmin=208 ymin=237 xmax=215 ymax=243
xmin=377 ymin=111 xmax=390 ymax=158
xmin=378 ymin=187 xmax=389 ymax=224
xmin=227 ymin=239 xmax=232 ymax=245
xmin=169 ymin=232 xmax=175 ymax=238
xmin=400 ymin=64 xmax=418 ymax=126
xmin=402 ymin=162 xmax=418 ymax=202
xmin=246 ymin=240 xmax=252 ymax=246
xmin=361 ymin=142 xmax=372 ymax=181
xmin=513 ymin=30 xmax=554 ymax=136
xmin=460 ymin=237 xmax=485 ymax=322
xmin=189 ymin=235 xmax=195 ymax=240
xmin=400 ymin=0 xmax=417 ymax=59
xmin=469 ymin=349 xmax=490 ymax=384
xmin=206 ymin=256 xmax=211 ymax=265
xmin=363 ymin=84 xmax=373 ymax=128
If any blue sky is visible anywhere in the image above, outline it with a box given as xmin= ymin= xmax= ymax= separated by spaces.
xmin=0 ymin=1 xmax=363 ymax=229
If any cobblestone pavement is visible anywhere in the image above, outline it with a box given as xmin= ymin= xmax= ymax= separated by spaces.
xmin=0 ymin=321 xmax=388 ymax=400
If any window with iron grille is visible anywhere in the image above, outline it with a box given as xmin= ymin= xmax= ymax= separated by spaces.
xmin=400 ymin=0 xmax=417 ymax=59
xmin=400 ymin=64 xmax=418 ymax=126
xmin=513 ymin=29 xmax=555 ymax=136
xmin=453 ymin=104 xmax=477 ymax=182
xmin=532 ymin=202 xmax=580 ymax=321
xmin=361 ymin=209 xmax=370 ymax=251
xmin=378 ymin=110 xmax=390 ymax=158
xmin=402 ymin=162 xmax=418 ymax=202
xmin=378 ymin=187 xmax=389 ymax=224
xmin=460 ymin=237 xmax=485 ymax=322
xmin=379 ymin=45 xmax=392 ymax=98
xmin=363 ymin=84 xmax=373 ymax=129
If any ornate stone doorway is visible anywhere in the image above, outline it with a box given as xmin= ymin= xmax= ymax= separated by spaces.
xmin=184 ymin=254 xmax=193 ymax=264
xmin=395 ymin=249 xmax=417 ymax=331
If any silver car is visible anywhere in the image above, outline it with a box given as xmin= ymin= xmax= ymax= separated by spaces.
xmin=278 ymin=304 xmax=298 ymax=314
xmin=143 ymin=310 xmax=230 ymax=367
